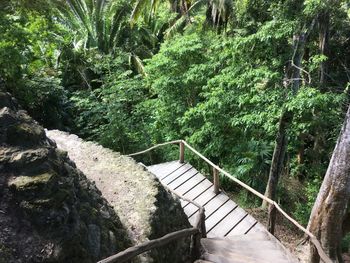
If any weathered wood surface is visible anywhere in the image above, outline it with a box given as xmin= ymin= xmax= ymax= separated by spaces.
xmin=200 ymin=232 xmax=299 ymax=263
xmin=98 ymin=228 xmax=199 ymax=263
xmin=148 ymin=161 xmax=299 ymax=263
xmin=147 ymin=161 xmax=267 ymax=238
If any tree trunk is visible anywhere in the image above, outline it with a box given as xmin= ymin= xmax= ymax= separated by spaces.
xmin=262 ymin=27 xmax=309 ymax=208
xmin=262 ymin=110 xmax=290 ymax=208
xmin=318 ymin=11 xmax=330 ymax=88
xmin=297 ymin=134 xmax=306 ymax=180
xmin=307 ymin=105 xmax=350 ymax=263
xmin=291 ymin=31 xmax=307 ymax=93
xmin=262 ymin=17 xmax=318 ymax=207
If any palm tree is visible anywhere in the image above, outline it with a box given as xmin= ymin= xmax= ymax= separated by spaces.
xmin=53 ymin=0 xmax=132 ymax=53
xmin=52 ymin=0 xmax=156 ymax=75
xmin=130 ymin=0 xmax=234 ymax=35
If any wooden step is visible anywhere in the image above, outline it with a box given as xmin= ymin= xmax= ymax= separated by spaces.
xmin=200 ymin=236 xmax=298 ymax=263
xmin=210 ymin=231 xmax=270 ymax=242
xmin=147 ymin=162 xmax=266 ymax=238
xmin=147 ymin=162 xmax=298 ymax=263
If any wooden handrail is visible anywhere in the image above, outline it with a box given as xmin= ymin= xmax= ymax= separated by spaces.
xmin=127 ymin=140 xmax=333 ymax=263
xmin=98 ymin=228 xmax=199 ymax=263
xmin=180 ymin=140 xmax=273 ymax=204
xmin=127 ymin=140 xmax=182 ymax=157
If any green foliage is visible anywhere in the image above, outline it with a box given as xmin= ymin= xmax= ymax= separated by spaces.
xmin=69 ymin=52 xmax=153 ymax=154
xmin=54 ymin=0 xmax=132 ymax=53
xmin=293 ymin=177 xmax=322 ymax=225
xmin=0 ymin=3 xmax=71 ymax=128
xmin=18 ymin=75 xmax=70 ymax=129
xmin=342 ymin=233 xmax=350 ymax=253
xmin=145 ymin=32 xmax=220 ymax=140
xmin=0 ymin=13 xmax=29 ymax=84
xmin=2 ymin=0 xmax=350 ymax=233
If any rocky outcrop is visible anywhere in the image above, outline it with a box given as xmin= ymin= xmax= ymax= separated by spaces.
xmin=46 ymin=130 xmax=192 ymax=263
xmin=0 ymin=92 xmax=131 ymax=263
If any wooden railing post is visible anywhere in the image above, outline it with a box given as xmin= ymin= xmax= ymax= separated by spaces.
xmin=213 ymin=167 xmax=220 ymax=194
xmin=199 ymin=208 xmax=207 ymax=238
xmin=268 ymin=203 xmax=277 ymax=235
xmin=191 ymin=207 xmax=206 ymax=261
xmin=191 ymin=232 xmax=201 ymax=261
xmin=179 ymin=141 xmax=185 ymax=163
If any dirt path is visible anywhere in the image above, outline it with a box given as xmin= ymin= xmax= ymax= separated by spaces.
xmin=46 ymin=130 xmax=157 ymax=246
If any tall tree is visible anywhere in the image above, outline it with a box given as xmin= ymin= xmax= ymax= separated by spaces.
xmin=262 ymin=18 xmax=316 ymax=207
xmin=307 ymin=105 xmax=350 ymax=263
xmin=318 ymin=10 xmax=330 ymax=88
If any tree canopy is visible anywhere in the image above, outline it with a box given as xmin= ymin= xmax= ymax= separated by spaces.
xmin=1 ymin=0 xmax=350 ymax=260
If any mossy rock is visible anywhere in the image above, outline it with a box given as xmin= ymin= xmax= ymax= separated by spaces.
xmin=8 ymin=148 xmax=50 ymax=170
xmin=1 ymin=93 xmax=133 ymax=262
xmin=8 ymin=172 xmax=55 ymax=191
xmin=0 ymin=243 xmax=12 ymax=263
xmin=6 ymin=122 xmax=45 ymax=147
xmin=0 ymin=92 xmax=19 ymax=110
xmin=52 ymin=188 xmax=73 ymax=205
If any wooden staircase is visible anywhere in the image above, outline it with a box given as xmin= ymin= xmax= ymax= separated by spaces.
xmin=99 ymin=140 xmax=331 ymax=263
xmin=148 ymin=161 xmax=299 ymax=263
xmin=196 ymin=232 xmax=298 ymax=263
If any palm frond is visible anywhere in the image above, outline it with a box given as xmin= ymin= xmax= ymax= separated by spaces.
xmin=129 ymin=54 xmax=147 ymax=76
xmin=109 ymin=5 xmax=129 ymax=49
xmin=130 ymin=0 xmax=162 ymax=26
xmin=164 ymin=15 xmax=187 ymax=39
xmin=130 ymin=0 xmax=150 ymax=26
xmin=187 ymin=0 xmax=207 ymax=14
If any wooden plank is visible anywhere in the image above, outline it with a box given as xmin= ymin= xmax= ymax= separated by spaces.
xmin=225 ymin=214 xmax=257 ymax=236
xmin=180 ymin=199 xmax=188 ymax=207
xmin=188 ymin=193 xmax=231 ymax=219
xmin=191 ymin=186 xmax=218 ymax=206
xmin=246 ymin=222 xmax=269 ymax=235
xmin=202 ymin=251 xmax=292 ymax=263
xmin=147 ymin=161 xmax=180 ymax=177
xmin=205 ymin=201 xmax=239 ymax=234
xmin=183 ymin=202 xmax=199 ymax=218
xmin=160 ymin=162 xmax=188 ymax=180
xmin=175 ymin=173 xmax=208 ymax=196
xmin=201 ymin=238 xmax=296 ymax=263
xmin=151 ymin=162 xmax=185 ymax=180
xmin=201 ymin=193 xmax=231 ymax=218
xmin=182 ymin=183 xmax=215 ymax=210
xmin=147 ymin=161 xmax=178 ymax=174
xmin=188 ymin=210 xmax=200 ymax=226
xmin=207 ymin=207 xmax=247 ymax=237
xmin=201 ymin=239 xmax=278 ymax=256
xmin=184 ymin=179 xmax=213 ymax=200
xmin=169 ymin=169 xmax=199 ymax=189
xmin=214 ymin=232 xmax=269 ymax=242
xmin=202 ymin=251 xmax=267 ymax=263
xmin=162 ymin=164 xmax=195 ymax=184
